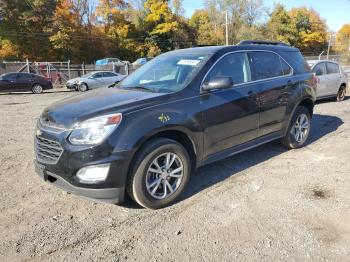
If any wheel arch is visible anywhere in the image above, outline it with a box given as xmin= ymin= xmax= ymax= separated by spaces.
xmin=283 ymin=97 xmax=314 ymax=136
xmin=127 ymin=129 xmax=198 ymax=179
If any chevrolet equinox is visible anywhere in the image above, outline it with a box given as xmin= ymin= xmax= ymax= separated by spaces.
xmin=34 ymin=41 xmax=316 ymax=209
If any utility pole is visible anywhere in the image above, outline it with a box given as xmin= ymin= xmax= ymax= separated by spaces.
xmin=327 ymin=34 xmax=332 ymax=60
xmin=225 ymin=10 xmax=229 ymax=46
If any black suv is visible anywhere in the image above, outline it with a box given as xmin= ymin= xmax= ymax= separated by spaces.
xmin=35 ymin=41 xmax=316 ymax=209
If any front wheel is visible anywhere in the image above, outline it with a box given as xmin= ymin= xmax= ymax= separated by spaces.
xmin=78 ymin=83 xmax=88 ymax=92
xmin=281 ymin=106 xmax=311 ymax=149
xmin=127 ymin=138 xmax=191 ymax=209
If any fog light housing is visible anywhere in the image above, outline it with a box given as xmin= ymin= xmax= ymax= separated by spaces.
xmin=76 ymin=163 xmax=110 ymax=184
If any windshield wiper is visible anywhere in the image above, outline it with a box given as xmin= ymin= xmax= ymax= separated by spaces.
xmin=124 ymin=85 xmax=155 ymax=92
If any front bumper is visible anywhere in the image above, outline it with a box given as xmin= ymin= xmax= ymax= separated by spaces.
xmin=35 ymin=160 xmax=125 ymax=204
xmin=66 ymin=83 xmax=77 ymax=89
xmin=34 ymin=122 xmax=134 ymax=204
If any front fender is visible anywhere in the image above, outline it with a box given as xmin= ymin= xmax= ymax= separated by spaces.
xmin=109 ymin=96 xmax=203 ymax=162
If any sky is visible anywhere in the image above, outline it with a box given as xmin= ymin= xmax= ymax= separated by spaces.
xmin=182 ymin=0 xmax=350 ymax=32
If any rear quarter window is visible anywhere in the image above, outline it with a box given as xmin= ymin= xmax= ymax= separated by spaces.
xmin=280 ymin=51 xmax=310 ymax=74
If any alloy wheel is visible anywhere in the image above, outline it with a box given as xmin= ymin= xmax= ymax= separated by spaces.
xmin=290 ymin=113 xmax=309 ymax=143
xmin=145 ymin=152 xmax=184 ymax=200
xmin=33 ymin=84 xmax=43 ymax=94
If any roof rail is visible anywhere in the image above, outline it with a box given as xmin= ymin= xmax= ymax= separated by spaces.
xmin=238 ymin=40 xmax=290 ymax=47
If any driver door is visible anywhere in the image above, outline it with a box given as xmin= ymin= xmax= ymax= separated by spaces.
xmin=89 ymin=72 xmax=106 ymax=89
xmin=0 ymin=73 xmax=17 ymax=92
xmin=201 ymin=52 xmax=260 ymax=158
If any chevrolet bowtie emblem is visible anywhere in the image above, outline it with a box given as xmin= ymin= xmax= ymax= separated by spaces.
xmin=158 ymin=113 xmax=171 ymax=123
xmin=36 ymin=129 xmax=42 ymax=137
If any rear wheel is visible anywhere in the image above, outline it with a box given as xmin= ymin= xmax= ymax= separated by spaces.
xmin=127 ymin=138 xmax=191 ymax=209
xmin=32 ymin=84 xmax=43 ymax=94
xmin=281 ymin=106 xmax=311 ymax=149
xmin=78 ymin=83 xmax=88 ymax=92
xmin=336 ymin=85 xmax=346 ymax=102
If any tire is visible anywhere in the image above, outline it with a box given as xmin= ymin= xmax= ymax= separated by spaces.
xmin=31 ymin=84 xmax=43 ymax=94
xmin=78 ymin=83 xmax=88 ymax=92
xmin=280 ymin=106 xmax=311 ymax=149
xmin=127 ymin=138 xmax=191 ymax=209
xmin=336 ymin=85 xmax=346 ymax=102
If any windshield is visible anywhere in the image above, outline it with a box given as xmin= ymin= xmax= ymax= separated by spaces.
xmin=119 ymin=52 xmax=211 ymax=93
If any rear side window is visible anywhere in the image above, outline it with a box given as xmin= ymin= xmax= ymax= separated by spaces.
xmin=206 ymin=52 xmax=251 ymax=85
xmin=326 ymin=63 xmax=340 ymax=74
xmin=313 ymin=63 xmax=327 ymax=76
xmin=248 ymin=51 xmax=284 ymax=81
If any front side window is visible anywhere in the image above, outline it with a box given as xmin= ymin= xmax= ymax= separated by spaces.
xmin=119 ymin=53 xmax=211 ymax=93
xmin=103 ymin=72 xmax=117 ymax=77
xmin=93 ymin=73 xmax=104 ymax=78
xmin=1 ymin=73 xmax=16 ymax=80
xmin=17 ymin=73 xmax=31 ymax=80
xmin=248 ymin=51 xmax=284 ymax=81
xmin=205 ymin=52 xmax=251 ymax=85
xmin=313 ymin=63 xmax=327 ymax=76
xmin=326 ymin=63 xmax=340 ymax=74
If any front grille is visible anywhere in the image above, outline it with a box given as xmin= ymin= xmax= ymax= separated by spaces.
xmin=35 ymin=136 xmax=63 ymax=164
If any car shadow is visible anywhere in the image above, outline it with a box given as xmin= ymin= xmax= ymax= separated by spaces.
xmin=120 ymin=114 xmax=343 ymax=209
xmin=180 ymin=113 xmax=344 ymax=205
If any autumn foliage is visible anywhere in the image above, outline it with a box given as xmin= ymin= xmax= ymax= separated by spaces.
xmin=0 ymin=0 xmax=343 ymax=62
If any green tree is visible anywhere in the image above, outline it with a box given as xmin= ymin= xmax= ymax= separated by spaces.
xmin=0 ymin=0 xmax=57 ymax=60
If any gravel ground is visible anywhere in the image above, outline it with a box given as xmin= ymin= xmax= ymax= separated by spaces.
xmin=0 ymin=91 xmax=350 ymax=261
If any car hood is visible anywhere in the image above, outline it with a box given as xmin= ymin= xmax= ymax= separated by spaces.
xmin=41 ymin=87 xmax=169 ymax=128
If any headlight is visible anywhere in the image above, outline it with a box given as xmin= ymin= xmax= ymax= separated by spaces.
xmin=69 ymin=113 xmax=122 ymax=145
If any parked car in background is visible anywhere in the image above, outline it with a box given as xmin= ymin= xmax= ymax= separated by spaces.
xmin=0 ymin=72 xmax=53 ymax=94
xmin=66 ymin=71 xmax=126 ymax=92
xmin=132 ymin=57 xmax=151 ymax=66
xmin=96 ymin=58 xmax=127 ymax=67
xmin=308 ymin=60 xmax=348 ymax=101
xmin=35 ymin=41 xmax=316 ymax=209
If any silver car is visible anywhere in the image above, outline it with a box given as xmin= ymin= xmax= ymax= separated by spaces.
xmin=308 ymin=60 xmax=348 ymax=101
xmin=66 ymin=71 xmax=126 ymax=92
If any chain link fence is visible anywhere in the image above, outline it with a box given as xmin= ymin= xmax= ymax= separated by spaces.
xmin=0 ymin=60 xmax=141 ymax=87
xmin=1 ymin=53 xmax=349 ymax=88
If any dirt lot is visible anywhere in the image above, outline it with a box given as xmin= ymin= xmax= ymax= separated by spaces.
xmin=0 ymin=91 xmax=350 ymax=261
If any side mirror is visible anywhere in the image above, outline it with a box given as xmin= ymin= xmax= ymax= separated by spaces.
xmin=202 ymin=76 xmax=234 ymax=91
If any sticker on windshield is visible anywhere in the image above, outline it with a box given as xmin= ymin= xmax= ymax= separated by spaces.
xmin=177 ymin=59 xmax=200 ymax=66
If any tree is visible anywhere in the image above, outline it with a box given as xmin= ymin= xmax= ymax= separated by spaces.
xmin=267 ymin=4 xmax=297 ymax=45
xmin=189 ymin=9 xmax=223 ymax=45
xmin=289 ymin=7 xmax=328 ymax=54
xmin=267 ymin=5 xmax=328 ymax=54
xmin=0 ymin=0 xmax=57 ymax=60
xmin=335 ymin=24 xmax=350 ymax=52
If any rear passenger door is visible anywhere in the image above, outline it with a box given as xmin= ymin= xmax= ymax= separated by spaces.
xmin=312 ymin=62 xmax=328 ymax=98
xmin=248 ymin=51 xmax=294 ymax=137
xmin=325 ymin=62 xmax=341 ymax=96
xmin=103 ymin=72 xmax=118 ymax=86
